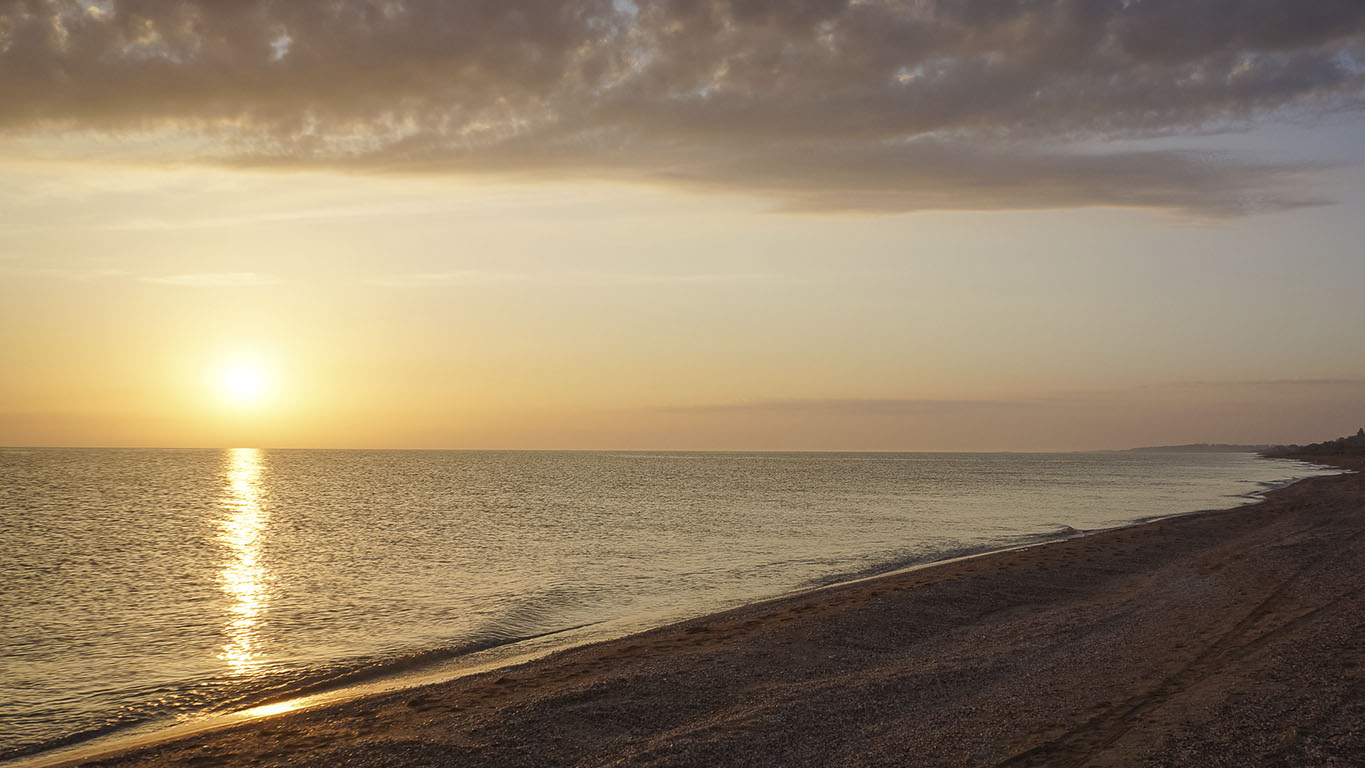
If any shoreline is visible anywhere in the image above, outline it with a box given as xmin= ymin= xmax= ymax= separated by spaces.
xmin=17 ymin=456 xmax=1365 ymax=767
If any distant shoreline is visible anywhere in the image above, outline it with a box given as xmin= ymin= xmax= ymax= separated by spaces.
xmin=1125 ymin=443 xmax=1272 ymax=453
xmin=19 ymin=454 xmax=1363 ymax=767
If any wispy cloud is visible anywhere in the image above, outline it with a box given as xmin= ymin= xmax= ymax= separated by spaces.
xmin=0 ymin=265 xmax=129 ymax=281
xmin=366 ymin=271 xmax=535 ymax=288
xmin=661 ymin=379 xmax=1365 ymax=416
xmin=140 ymin=272 xmax=283 ymax=287
xmin=1 ymin=0 xmax=1361 ymax=215
xmin=368 ymin=271 xmax=773 ymax=288
xmin=99 ymin=200 xmax=460 ymax=232
xmin=660 ymin=398 xmax=1030 ymax=415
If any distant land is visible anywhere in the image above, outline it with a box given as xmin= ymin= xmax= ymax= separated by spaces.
xmin=1128 ymin=430 xmax=1365 ymax=455
xmin=1263 ymin=429 xmax=1365 ymax=459
xmin=1126 ymin=444 xmax=1272 ymax=453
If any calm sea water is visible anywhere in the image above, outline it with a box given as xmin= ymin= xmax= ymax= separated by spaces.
xmin=0 ymin=448 xmax=1337 ymax=760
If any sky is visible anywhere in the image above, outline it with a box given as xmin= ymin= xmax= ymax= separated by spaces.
xmin=1 ymin=0 xmax=1364 ymax=450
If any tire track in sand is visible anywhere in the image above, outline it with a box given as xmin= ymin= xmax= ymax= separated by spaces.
xmin=993 ymin=524 xmax=1365 ymax=768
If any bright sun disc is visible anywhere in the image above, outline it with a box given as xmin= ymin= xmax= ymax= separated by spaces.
xmin=220 ymin=364 xmax=269 ymax=405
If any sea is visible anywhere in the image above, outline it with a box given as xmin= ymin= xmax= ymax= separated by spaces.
xmin=0 ymin=448 xmax=1339 ymax=762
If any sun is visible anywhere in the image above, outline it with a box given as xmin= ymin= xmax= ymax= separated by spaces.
xmin=219 ymin=363 xmax=271 ymax=406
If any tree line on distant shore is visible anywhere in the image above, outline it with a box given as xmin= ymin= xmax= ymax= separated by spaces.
xmin=1263 ymin=429 xmax=1365 ymax=458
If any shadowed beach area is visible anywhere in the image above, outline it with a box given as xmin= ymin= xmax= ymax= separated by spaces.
xmin=54 ymin=457 xmax=1365 ymax=768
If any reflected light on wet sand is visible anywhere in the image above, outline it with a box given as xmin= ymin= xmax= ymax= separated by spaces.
xmin=240 ymin=700 xmax=303 ymax=718
xmin=218 ymin=448 xmax=270 ymax=674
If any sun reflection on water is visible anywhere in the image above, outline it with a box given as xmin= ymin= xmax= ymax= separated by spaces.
xmin=218 ymin=447 xmax=270 ymax=675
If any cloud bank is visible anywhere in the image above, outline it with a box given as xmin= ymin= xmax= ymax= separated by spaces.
xmin=631 ymin=380 xmax=1365 ymax=451
xmin=2 ymin=0 xmax=1363 ymax=214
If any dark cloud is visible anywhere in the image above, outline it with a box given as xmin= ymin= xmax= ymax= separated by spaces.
xmin=2 ymin=0 xmax=1362 ymax=214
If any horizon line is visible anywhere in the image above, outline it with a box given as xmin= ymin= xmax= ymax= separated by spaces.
xmin=0 ymin=444 xmax=1279 ymax=454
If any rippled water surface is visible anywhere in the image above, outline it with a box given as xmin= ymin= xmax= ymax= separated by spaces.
xmin=0 ymin=449 xmax=1336 ymax=759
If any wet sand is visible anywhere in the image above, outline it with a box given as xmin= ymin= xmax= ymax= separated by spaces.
xmin=64 ymin=457 xmax=1365 ymax=767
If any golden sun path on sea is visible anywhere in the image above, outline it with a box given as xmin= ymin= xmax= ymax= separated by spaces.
xmin=218 ymin=447 xmax=270 ymax=675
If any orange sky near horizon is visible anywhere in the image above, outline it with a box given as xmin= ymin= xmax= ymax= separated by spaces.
xmin=2 ymin=1 xmax=1364 ymax=450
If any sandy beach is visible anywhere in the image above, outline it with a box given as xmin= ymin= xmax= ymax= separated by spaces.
xmin=49 ymin=456 xmax=1365 ymax=768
